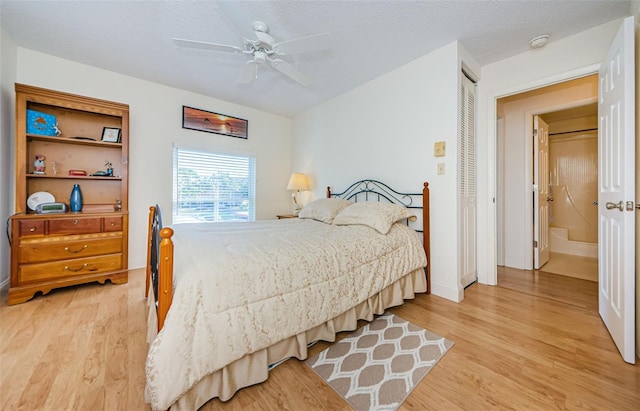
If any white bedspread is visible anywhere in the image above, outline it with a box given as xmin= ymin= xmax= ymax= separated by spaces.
xmin=145 ymin=219 xmax=427 ymax=410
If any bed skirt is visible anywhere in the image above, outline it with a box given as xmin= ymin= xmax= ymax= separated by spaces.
xmin=146 ymin=267 xmax=427 ymax=411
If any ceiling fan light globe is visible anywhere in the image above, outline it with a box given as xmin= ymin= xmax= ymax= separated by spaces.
xmin=254 ymin=51 xmax=267 ymax=64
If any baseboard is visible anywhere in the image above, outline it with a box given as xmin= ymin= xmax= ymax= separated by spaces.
xmin=431 ymin=281 xmax=464 ymax=302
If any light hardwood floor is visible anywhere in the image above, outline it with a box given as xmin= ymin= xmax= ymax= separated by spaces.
xmin=1 ymin=267 xmax=638 ymax=410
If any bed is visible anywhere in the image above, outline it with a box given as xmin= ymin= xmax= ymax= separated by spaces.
xmin=144 ymin=179 xmax=431 ymax=411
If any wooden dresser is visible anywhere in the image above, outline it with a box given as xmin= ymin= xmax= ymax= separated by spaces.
xmin=9 ymin=213 xmax=128 ymax=304
xmin=9 ymin=84 xmax=129 ymax=304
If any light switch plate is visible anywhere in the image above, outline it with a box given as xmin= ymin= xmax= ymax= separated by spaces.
xmin=437 ymin=163 xmax=445 ymax=175
xmin=434 ymin=141 xmax=446 ymax=157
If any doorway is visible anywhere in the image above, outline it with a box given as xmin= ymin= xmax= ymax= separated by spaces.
xmin=490 ymin=16 xmax=636 ymax=364
xmin=496 ymin=75 xmax=598 ymax=279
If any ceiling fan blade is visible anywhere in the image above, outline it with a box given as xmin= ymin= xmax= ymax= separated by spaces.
xmin=172 ymin=38 xmax=243 ymax=53
xmin=269 ymin=59 xmax=312 ymax=87
xmin=237 ymin=60 xmax=258 ymax=84
xmin=273 ymin=33 xmax=331 ymax=55
xmin=216 ymin=0 xmax=257 ymax=40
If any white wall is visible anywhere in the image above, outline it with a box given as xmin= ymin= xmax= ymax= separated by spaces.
xmin=476 ymin=18 xmax=623 ymax=285
xmin=10 ymin=49 xmax=293 ymax=270
xmin=0 ymin=29 xmax=17 ymax=288
xmin=292 ymin=41 xmax=478 ymax=302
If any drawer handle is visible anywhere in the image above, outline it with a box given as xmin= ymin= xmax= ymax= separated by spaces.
xmin=30 ymin=227 xmax=37 ymax=232
xmin=64 ymin=245 xmax=88 ymax=253
xmin=73 ymin=219 xmax=79 ymax=224
xmin=64 ymin=263 xmax=88 ymax=272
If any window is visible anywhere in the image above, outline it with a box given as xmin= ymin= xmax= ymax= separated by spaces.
xmin=173 ymin=147 xmax=256 ymax=223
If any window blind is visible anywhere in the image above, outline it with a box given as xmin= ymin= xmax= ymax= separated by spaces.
xmin=173 ymin=148 xmax=256 ymax=223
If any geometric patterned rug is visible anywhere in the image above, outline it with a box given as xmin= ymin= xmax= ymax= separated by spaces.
xmin=305 ymin=313 xmax=454 ymax=411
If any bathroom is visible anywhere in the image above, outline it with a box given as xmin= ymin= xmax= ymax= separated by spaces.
xmin=497 ymin=74 xmax=599 ymax=282
xmin=539 ymin=104 xmax=598 ymax=282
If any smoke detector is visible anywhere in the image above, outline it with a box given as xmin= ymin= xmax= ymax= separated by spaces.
xmin=529 ymin=34 xmax=550 ymax=49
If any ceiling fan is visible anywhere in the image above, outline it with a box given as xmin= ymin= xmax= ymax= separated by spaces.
xmin=172 ymin=3 xmax=331 ymax=87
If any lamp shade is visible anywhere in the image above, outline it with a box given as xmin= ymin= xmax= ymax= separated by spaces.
xmin=286 ymin=173 xmax=309 ymax=191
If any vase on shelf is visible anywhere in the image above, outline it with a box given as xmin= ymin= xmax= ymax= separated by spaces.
xmin=70 ymin=184 xmax=83 ymax=212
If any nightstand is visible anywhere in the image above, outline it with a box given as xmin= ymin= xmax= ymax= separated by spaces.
xmin=276 ymin=214 xmax=298 ymax=219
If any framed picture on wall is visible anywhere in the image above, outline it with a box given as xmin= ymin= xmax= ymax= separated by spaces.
xmin=182 ymin=106 xmax=248 ymax=139
xmin=101 ymin=127 xmax=121 ymax=143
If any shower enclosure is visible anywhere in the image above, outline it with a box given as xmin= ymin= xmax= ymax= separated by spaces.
xmin=548 ymin=130 xmax=598 ymax=258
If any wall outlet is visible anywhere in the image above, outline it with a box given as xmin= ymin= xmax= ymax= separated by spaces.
xmin=437 ymin=163 xmax=445 ymax=175
xmin=434 ymin=141 xmax=446 ymax=157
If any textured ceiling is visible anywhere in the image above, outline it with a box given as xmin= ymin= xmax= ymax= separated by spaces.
xmin=0 ymin=0 xmax=631 ymax=117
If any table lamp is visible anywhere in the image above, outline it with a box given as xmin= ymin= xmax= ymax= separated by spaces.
xmin=286 ymin=173 xmax=309 ymax=214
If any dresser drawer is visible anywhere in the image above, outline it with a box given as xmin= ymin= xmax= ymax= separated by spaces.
xmin=49 ymin=217 xmax=102 ymax=235
xmin=18 ymin=254 xmax=123 ymax=284
xmin=18 ymin=237 xmax=123 ymax=264
xmin=104 ymin=216 xmax=123 ymax=232
xmin=18 ymin=220 xmax=45 ymax=237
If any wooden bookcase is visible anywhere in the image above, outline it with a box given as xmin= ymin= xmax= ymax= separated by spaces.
xmin=9 ymin=84 xmax=129 ymax=304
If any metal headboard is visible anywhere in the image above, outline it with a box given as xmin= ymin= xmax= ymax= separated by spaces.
xmin=326 ymin=179 xmax=424 ymax=231
xmin=150 ymin=204 xmax=163 ymax=305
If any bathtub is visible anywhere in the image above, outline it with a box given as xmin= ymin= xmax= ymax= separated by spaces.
xmin=549 ymin=226 xmax=597 ymax=258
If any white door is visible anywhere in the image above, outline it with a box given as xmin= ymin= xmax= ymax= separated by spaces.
xmin=459 ymin=74 xmax=477 ymax=287
xmin=533 ymin=116 xmax=550 ymax=269
xmin=598 ymin=16 xmax=635 ymax=364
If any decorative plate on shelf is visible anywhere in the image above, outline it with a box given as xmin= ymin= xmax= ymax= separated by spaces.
xmin=27 ymin=191 xmax=55 ymax=211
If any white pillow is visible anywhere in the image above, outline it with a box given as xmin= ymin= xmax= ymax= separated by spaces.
xmin=332 ymin=202 xmax=417 ymax=234
xmin=298 ymin=198 xmax=353 ymax=224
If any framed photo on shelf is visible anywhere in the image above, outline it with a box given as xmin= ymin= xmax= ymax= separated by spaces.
xmin=182 ymin=106 xmax=248 ymax=139
xmin=101 ymin=127 xmax=121 ymax=143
